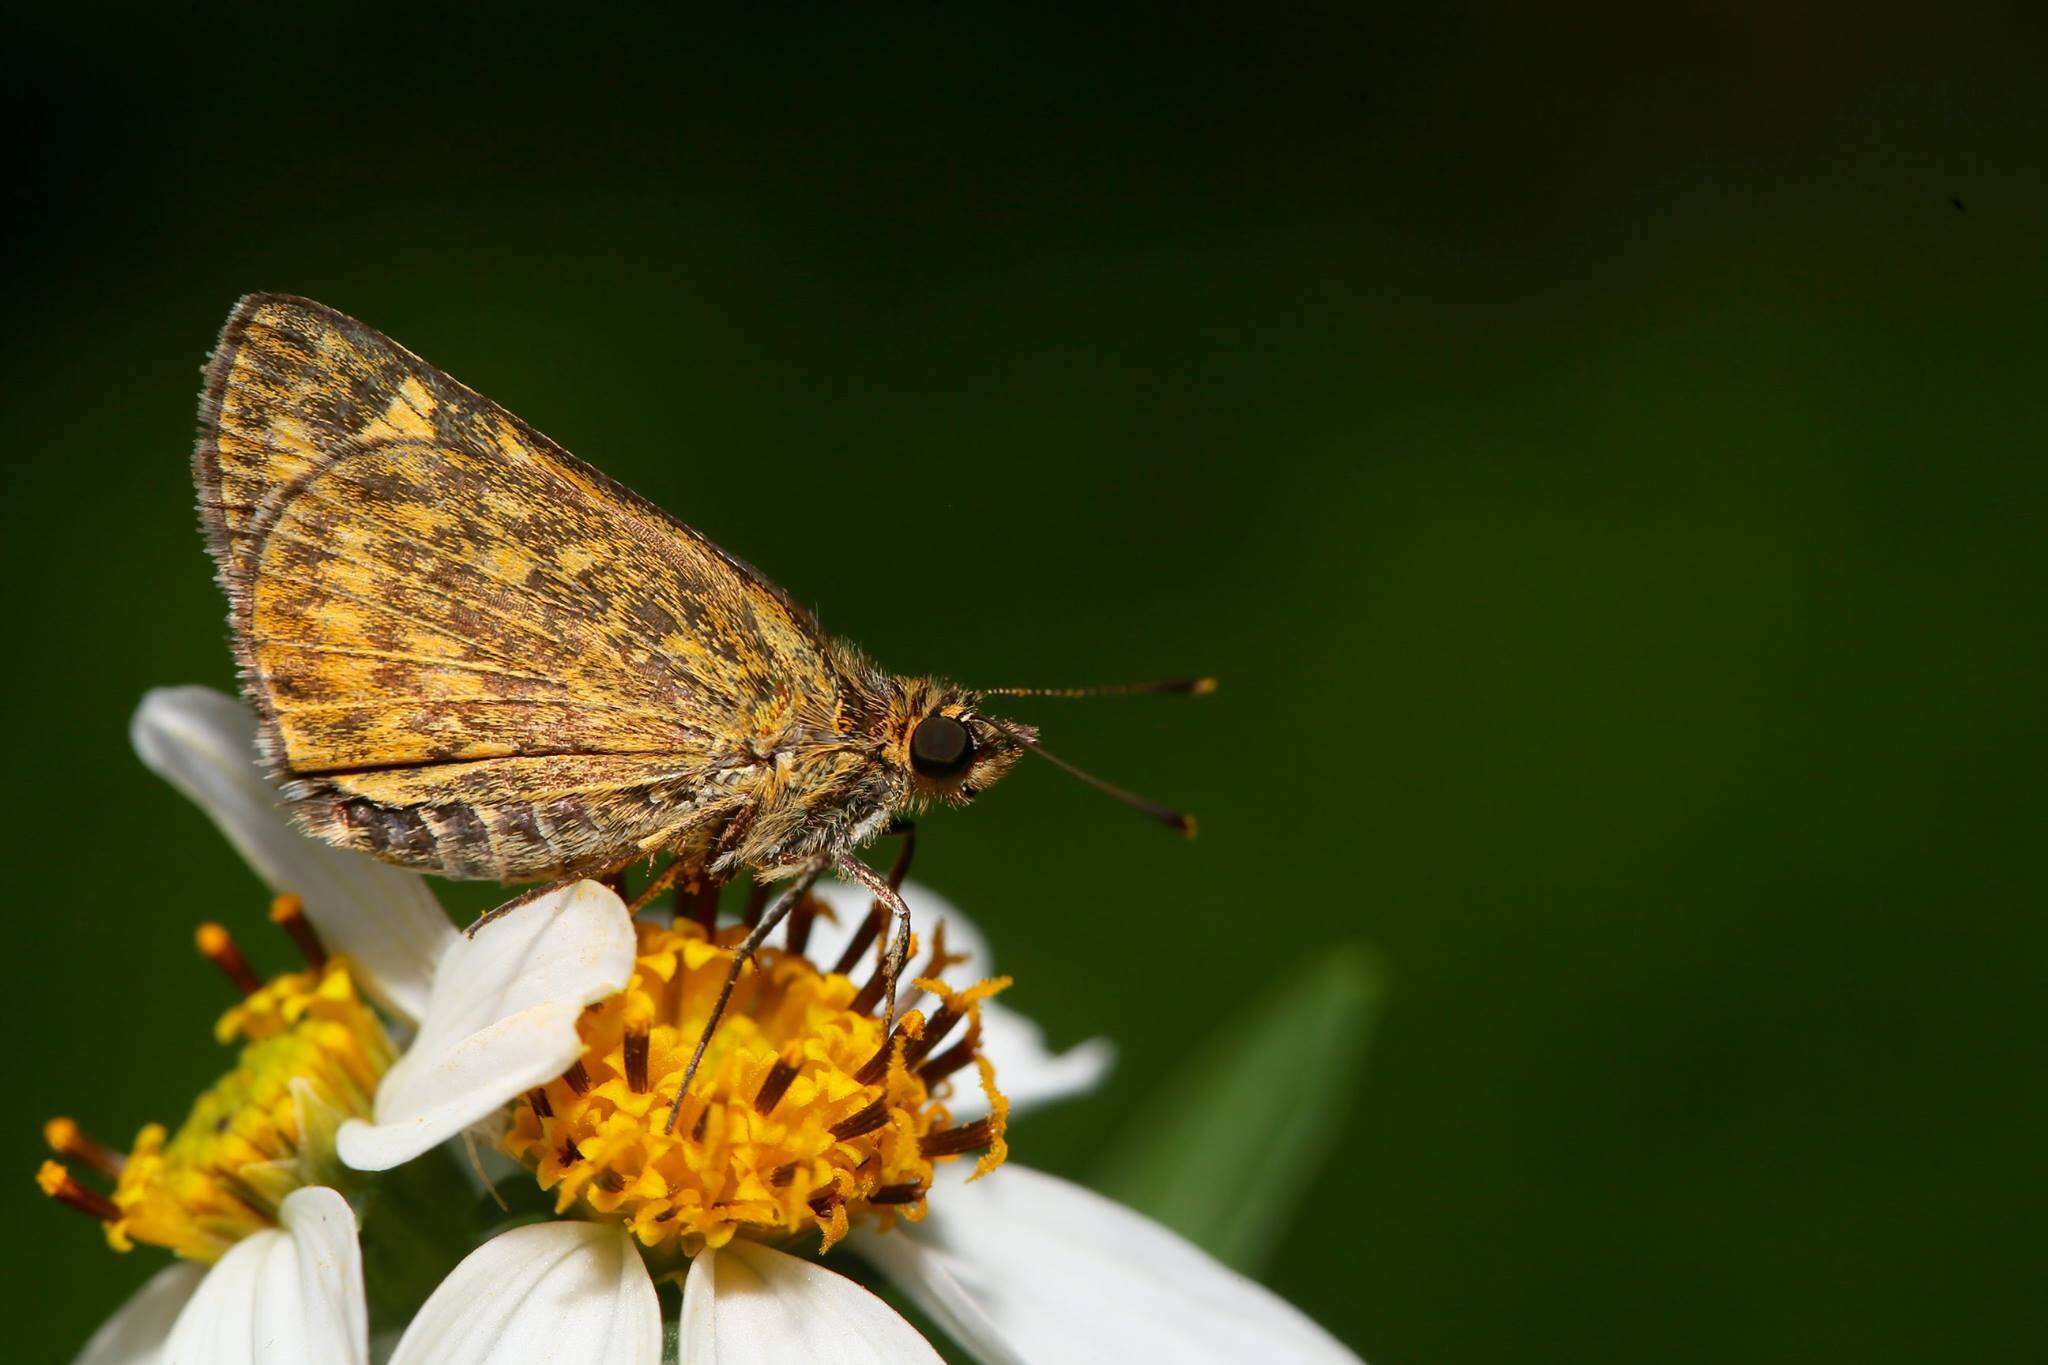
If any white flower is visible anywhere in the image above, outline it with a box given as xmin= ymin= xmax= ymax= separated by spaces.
xmin=339 ymin=875 xmax=1357 ymax=1363
xmin=386 ymin=1160 xmax=1360 ymax=1364
xmin=333 ymin=875 xmax=1111 ymax=1175
xmin=77 ymin=1188 xmax=368 ymax=1365
xmin=387 ymin=1221 xmax=662 ymax=1363
xmin=130 ymin=686 xmax=456 ymax=1024
xmin=116 ymin=686 xmax=1360 ymax=1362
xmin=390 ymin=1222 xmax=932 ymax=1365
xmin=336 ymin=878 xmax=639 ymax=1172
xmin=855 ymin=1163 xmax=1357 ymax=1364
xmin=69 ymin=687 xmax=460 ymax=1365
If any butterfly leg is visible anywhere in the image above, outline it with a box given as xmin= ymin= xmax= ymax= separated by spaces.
xmin=826 ymin=820 xmax=917 ymax=976
xmin=627 ymin=855 xmax=691 ymax=913
xmin=464 ymin=847 xmax=655 ymax=938
xmin=660 ymin=860 xmax=827 ymax=1135
xmin=463 ymin=875 xmax=586 ymax=939
xmin=833 ymin=851 xmax=915 ymax=1034
xmin=635 ymin=811 xmax=746 ymax=920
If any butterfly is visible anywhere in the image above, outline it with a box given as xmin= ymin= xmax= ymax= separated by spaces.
xmin=193 ymin=293 xmax=1204 ymax=1125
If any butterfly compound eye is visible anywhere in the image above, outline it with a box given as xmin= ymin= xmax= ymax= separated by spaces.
xmin=910 ymin=714 xmax=974 ymax=778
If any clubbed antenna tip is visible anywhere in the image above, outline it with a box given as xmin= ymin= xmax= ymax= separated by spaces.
xmin=1013 ymin=734 xmax=1198 ymax=838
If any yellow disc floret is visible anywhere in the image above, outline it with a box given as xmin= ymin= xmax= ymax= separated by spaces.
xmin=106 ymin=953 xmax=391 ymax=1260
xmin=49 ymin=908 xmax=397 ymax=1263
xmin=505 ymin=917 xmax=1008 ymax=1257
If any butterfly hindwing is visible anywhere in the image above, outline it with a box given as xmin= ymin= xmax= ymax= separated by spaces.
xmin=195 ymin=294 xmax=838 ymax=879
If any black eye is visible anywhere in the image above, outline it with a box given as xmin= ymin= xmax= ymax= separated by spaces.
xmin=910 ymin=715 xmax=973 ymax=777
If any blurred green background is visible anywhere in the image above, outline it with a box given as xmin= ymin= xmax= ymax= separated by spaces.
xmin=6 ymin=4 xmax=2045 ymax=1360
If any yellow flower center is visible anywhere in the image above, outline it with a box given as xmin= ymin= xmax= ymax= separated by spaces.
xmin=37 ymin=898 xmax=394 ymax=1262
xmin=505 ymin=904 xmax=1010 ymax=1257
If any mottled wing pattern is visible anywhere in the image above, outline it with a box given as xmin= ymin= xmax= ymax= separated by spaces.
xmin=194 ymin=294 xmax=838 ymax=880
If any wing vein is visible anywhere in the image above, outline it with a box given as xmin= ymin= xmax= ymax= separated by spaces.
xmin=291 ymin=751 xmax=703 ymax=778
xmin=253 ymin=564 xmax=561 ymax=675
xmin=281 ymin=481 xmax=654 ymax=639
xmin=253 ymin=529 xmax=596 ymax=670
xmin=251 ymin=639 xmax=565 ymax=684
xmin=274 ymin=695 xmax=712 ymax=731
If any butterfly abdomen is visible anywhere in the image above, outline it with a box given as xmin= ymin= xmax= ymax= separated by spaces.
xmin=316 ymin=793 xmax=501 ymax=879
xmin=292 ymin=767 xmax=734 ymax=883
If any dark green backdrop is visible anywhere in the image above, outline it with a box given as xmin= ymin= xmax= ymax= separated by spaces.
xmin=6 ymin=5 xmax=2043 ymax=1361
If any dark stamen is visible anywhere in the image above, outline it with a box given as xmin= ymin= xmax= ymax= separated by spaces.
xmin=43 ymin=1118 xmax=124 ymax=1180
xmin=824 ymin=829 xmax=914 ymax=975
xmin=786 ymin=892 xmax=822 ymax=957
xmin=901 ymin=1003 xmax=960 ymax=1069
xmin=742 ymin=881 xmax=771 ymax=930
xmin=562 ymin=1060 xmax=590 ymax=1096
xmin=683 ymin=879 xmax=719 ymax=932
xmin=829 ymin=905 xmax=884 ymax=976
xmin=754 ymin=1058 xmax=800 ymax=1116
xmin=527 ymin=1088 xmax=554 ymax=1119
xmin=849 ymin=940 xmax=916 ymax=1018
xmin=769 ymin=1162 xmax=797 ymax=1186
xmin=898 ymin=921 xmax=962 ymax=1015
xmin=869 ymin=1180 xmax=928 ymax=1205
xmin=36 ymin=1162 xmax=119 ymax=1222
xmin=921 ymin=1117 xmax=998 ymax=1157
xmin=556 ymin=1138 xmax=583 ymax=1167
xmin=267 ymin=894 xmax=327 ymax=969
xmin=918 ymin=1031 xmax=980 ymax=1086
xmin=829 ymin=1098 xmax=890 ymax=1141
xmin=847 ymin=965 xmax=888 ymax=1017
xmin=854 ymin=1017 xmax=918 ymax=1087
xmin=691 ymin=1105 xmax=709 ymax=1142
xmin=594 ymin=1170 xmax=625 ymax=1193
xmin=624 ymin=1028 xmax=650 ymax=1094
xmin=807 ymin=1188 xmax=844 ymax=1218
xmin=195 ymin=923 xmax=260 ymax=997
xmin=886 ymin=826 xmax=916 ymax=892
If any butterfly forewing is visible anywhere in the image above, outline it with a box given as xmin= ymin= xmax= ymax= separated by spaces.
xmin=195 ymin=294 xmax=840 ymax=880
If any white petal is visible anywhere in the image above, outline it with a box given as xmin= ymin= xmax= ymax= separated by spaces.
xmin=162 ymin=1186 xmax=368 ymax=1365
xmin=805 ymin=878 xmax=1111 ymax=1117
xmin=856 ymin=1164 xmax=1361 ymax=1364
xmin=679 ymin=1241 xmax=941 ymax=1364
xmin=131 ymin=687 xmax=456 ymax=1024
xmin=959 ymin=1002 xmax=1115 ymax=1120
xmin=337 ymin=881 xmax=635 ymax=1171
xmin=75 ymin=1262 xmax=206 ymax=1365
xmin=387 ymin=1221 xmax=660 ymax=1365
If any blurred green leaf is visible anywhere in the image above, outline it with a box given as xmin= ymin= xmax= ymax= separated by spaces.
xmin=1096 ymin=944 xmax=1383 ymax=1275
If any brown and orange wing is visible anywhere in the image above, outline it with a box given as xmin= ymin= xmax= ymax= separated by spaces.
xmin=194 ymin=293 xmax=837 ymax=880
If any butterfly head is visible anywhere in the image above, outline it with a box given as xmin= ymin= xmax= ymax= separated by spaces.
xmin=897 ymin=690 xmax=1035 ymax=808
xmin=866 ymin=671 xmax=1207 ymax=835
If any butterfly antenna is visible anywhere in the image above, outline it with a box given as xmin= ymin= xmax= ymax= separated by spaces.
xmin=978 ymin=677 xmax=1216 ymax=699
xmin=987 ymin=719 xmax=1197 ymax=837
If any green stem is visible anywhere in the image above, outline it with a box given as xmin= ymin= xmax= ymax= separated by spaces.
xmin=355 ymin=1144 xmax=492 ymax=1334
